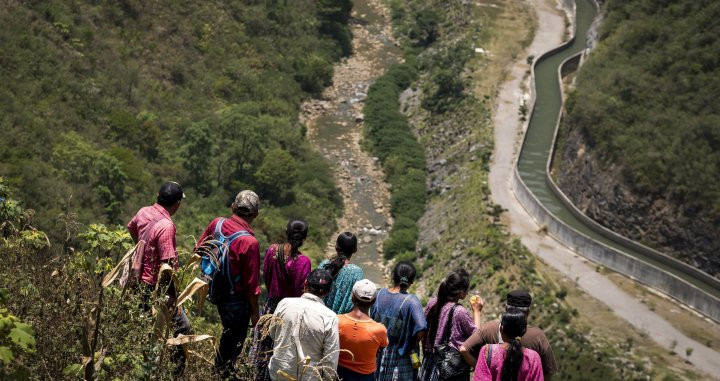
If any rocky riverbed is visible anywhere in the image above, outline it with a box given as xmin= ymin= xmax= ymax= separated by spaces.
xmin=300 ymin=0 xmax=399 ymax=284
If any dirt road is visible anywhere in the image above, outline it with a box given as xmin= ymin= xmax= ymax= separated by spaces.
xmin=488 ymin=0 xmax=720 ymax=376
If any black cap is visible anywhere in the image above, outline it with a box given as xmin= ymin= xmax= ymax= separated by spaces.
xmin=506 ymin=290 xmax=532 ymax=308
xmin=306 ymin=269 xmax=334 ymax=294
xmin=157 ymin=181 xmax=185 ymax=206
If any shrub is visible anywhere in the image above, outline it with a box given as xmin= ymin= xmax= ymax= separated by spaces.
xmin=363 ymin=61 xmax=427 ymax=259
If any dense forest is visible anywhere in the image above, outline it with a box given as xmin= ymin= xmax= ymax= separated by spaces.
xmin=0 ymin=0 xmax=352 ymax=378
xmin=0 ymin=0 xmax=352 ymax=251
xmin=558 ymin=0 xmax=720 ymax=270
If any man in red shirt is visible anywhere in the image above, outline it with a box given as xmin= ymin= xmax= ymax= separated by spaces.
xmin=127 ymin=181 xmax=191 ymax=376
xmin=196 ymin=190 xmax=261 ymax=378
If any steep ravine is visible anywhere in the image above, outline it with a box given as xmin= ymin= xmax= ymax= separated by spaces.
xmin=489 ymin=0 xmax=720 ymax=377
xmin=554 ymin=119 xmax=720 ymax=277
xmin=300 ymin=0 xmax=399 ymax=284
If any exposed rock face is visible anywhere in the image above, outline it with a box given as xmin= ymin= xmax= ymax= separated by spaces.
xmin=555 ymin=123 xmax=720 ymax=277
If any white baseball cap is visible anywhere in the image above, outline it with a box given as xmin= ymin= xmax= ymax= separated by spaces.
xmin=352 ymin=279 xmax=378 ymax=302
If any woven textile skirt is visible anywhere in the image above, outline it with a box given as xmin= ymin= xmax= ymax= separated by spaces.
xmin=375 ymin=344 xmax=417 ymax=381
xmin=250 ymin=297 xmax=282 ymax=381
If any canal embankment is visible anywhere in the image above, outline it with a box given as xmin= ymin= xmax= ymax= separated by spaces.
xmin=490 ymin=0 xmax=720 ymax=376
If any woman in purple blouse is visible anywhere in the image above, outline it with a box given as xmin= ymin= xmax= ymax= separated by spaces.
xmin=421 ymin=269 xmax=484 ymax=381
xmin=252 ymin=219 xmax=311 ymax=381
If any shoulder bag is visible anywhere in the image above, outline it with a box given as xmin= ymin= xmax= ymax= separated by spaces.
xmin=434 ymin=304 xmax=472 ymax=380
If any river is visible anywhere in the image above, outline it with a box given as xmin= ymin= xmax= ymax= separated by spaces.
xmin=301 ymin=0 xmax=400 ymax=285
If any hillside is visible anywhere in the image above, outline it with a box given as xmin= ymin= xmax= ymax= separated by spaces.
xmin=0 ymin=0 xmax=350 ymax=251
xmin=554 ymin=0 xmax=720 ymax=275
xmin=0 ymin=1 xmax=351 ymax=378
xmin=387 ymin=0 xmax=709 ymax=379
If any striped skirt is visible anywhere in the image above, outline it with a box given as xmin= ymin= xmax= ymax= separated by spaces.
xmin=375 ymin=344 xmax=417 ymax=381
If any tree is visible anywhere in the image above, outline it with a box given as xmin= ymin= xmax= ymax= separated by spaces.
xmin=294 ymin=55 xmax=333 ymax=95
xmin=52 ymin=133 xmax=128 ymax=222
xmin=255 ymin=148 xmax=298 ymax=204
xmin=412 ymin=8 xmax=440 ymax=46
xmin=182 ymin=122 xmax=215 ymax=196
xmin=216 ymin=104 xmax=265 ymax=191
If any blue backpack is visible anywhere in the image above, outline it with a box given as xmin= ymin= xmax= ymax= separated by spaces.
xmin=200 ymin=218 xmax=250 ymax=304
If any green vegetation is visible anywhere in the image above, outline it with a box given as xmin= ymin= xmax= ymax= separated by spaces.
xmin=0 ymin=295 xmax=35 ymax=379
xmin=364 ymin=1 xmax=473 ymax=260
xmin=363 ymin=62 xmax=426 ymax=259
xmin=1 ymin=185 xmax=212 ymax=378
xmin=0 ymin=1 xmax=353 ymax=378
xmin=564 ymin=0 xmax=720 ymax=218
xmin=385 ymin=0 xmax=699 ymax=379
xmin=0 ymin=0 xmax=350 ymax=254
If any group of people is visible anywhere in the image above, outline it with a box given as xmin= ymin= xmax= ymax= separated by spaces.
xmin=127 ymin=182 xmax=557 ymax=380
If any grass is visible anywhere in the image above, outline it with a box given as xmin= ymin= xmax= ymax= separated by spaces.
xmin=606 ymin=271 xmax=720 ymax=350
xmin=394 ymin=0 xmax=717 ymax=379
xmin=560 ymin=265 xmax=709 ymax=380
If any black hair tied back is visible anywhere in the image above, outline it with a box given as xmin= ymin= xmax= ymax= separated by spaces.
xmin=427 ymin=269 xmax=470 ymax=346
xmin=286 ymin=219 xmax=308 ymax=258
xmin=324 ymin=232 xmax=357 ymax=279
xmin=392 ymin=261 xmax=417 ymax=289
xmin=500 ymin=309 xmax=528 ymax=381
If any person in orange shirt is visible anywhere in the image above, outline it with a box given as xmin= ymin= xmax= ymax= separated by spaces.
xmin=337 ymin=279 xmax=389 ymax=381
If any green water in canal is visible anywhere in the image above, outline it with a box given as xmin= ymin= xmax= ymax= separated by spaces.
xmin=517 ymin=0 xmax=719 ymax=298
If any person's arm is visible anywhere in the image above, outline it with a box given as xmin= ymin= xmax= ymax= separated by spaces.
xmin=459 ymin=344 xmax=476 ymax=367
xmin=157 ymin=223 xmax=179 ymax=269
xmin=475 ymin=346 xmax=491 ymax=379
xmin=527 ymin=351 xmax=546 ymax=381
xmin=538 ymin=332 xmax=557 ymax=380
xmin=321 ymin=317 xmax=340 ymax=373
xmin=414 ymin=329 xmax=427 ymax=354
xmin=127 ymin=217 xmax=139 ymax=243
xmin=155 ymin=222 xmax=179 ymax=306
xmin=411 ymin=297 xmax=428 ymax=352
xmin=246 ymin=239 xmax=261 ymax=326
xmin=294 ymin=256 xmax=311 ymax=297
xmin=249 ymin=294 xmax=260 ymax=326
xmin=470 ymin=295 xmax=484 ymax=328
xmin=262 ymin=246 xmax=273 ymax=290
xmin=460 ymin=329 xmax=484 ymax=367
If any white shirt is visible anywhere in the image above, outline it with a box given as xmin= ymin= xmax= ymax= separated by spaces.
xmin=269 ymin=293 xmax=340 ymax=381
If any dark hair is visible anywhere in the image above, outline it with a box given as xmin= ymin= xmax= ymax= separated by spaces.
xmin=427 ymin=269 xmax=470 ymax=346
xmin=500 ymin=309 xmax=528 ymax=381
xmin=275 ymin=219 xmax=308 ymax=275
xmin=286 ymin=219 xmax=308 ymax=256
xmin=306 ymin=268 xmax=333 ymax=296
xmin=324 ymin=232 xmax=357 ymax=279
xmin=352 ymin=295 xmax=374 ymax=310
xmin=391 ymin=261 xmax=416 ymax=289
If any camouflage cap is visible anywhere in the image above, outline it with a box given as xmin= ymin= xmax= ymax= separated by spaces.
xmin=232 ymin=190 xmax=259 ymax=215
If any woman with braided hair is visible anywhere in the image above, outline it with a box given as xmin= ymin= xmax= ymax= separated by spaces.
xmin=319 ymin=232 xmax=364 ymax=314
xmin=473 ymin=308 xmax=544 ymax=381
xmin=251 ymin=219 xmax=311 ymax=381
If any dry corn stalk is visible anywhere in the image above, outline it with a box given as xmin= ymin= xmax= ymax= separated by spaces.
xmin=176 ymin=277 xmax=208 ymax=310
xmin=101 ymin=246 xmax=134 ymax=287
xmin=166 ymin=334 xmax=214 ymax=346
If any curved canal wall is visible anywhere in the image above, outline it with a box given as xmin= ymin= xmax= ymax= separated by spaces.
xmin=513 ymin=0 xmax=720 ymax=322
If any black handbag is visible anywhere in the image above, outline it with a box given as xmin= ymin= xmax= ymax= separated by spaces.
xmin=433 ymin=304 xmax=471 ymax=380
